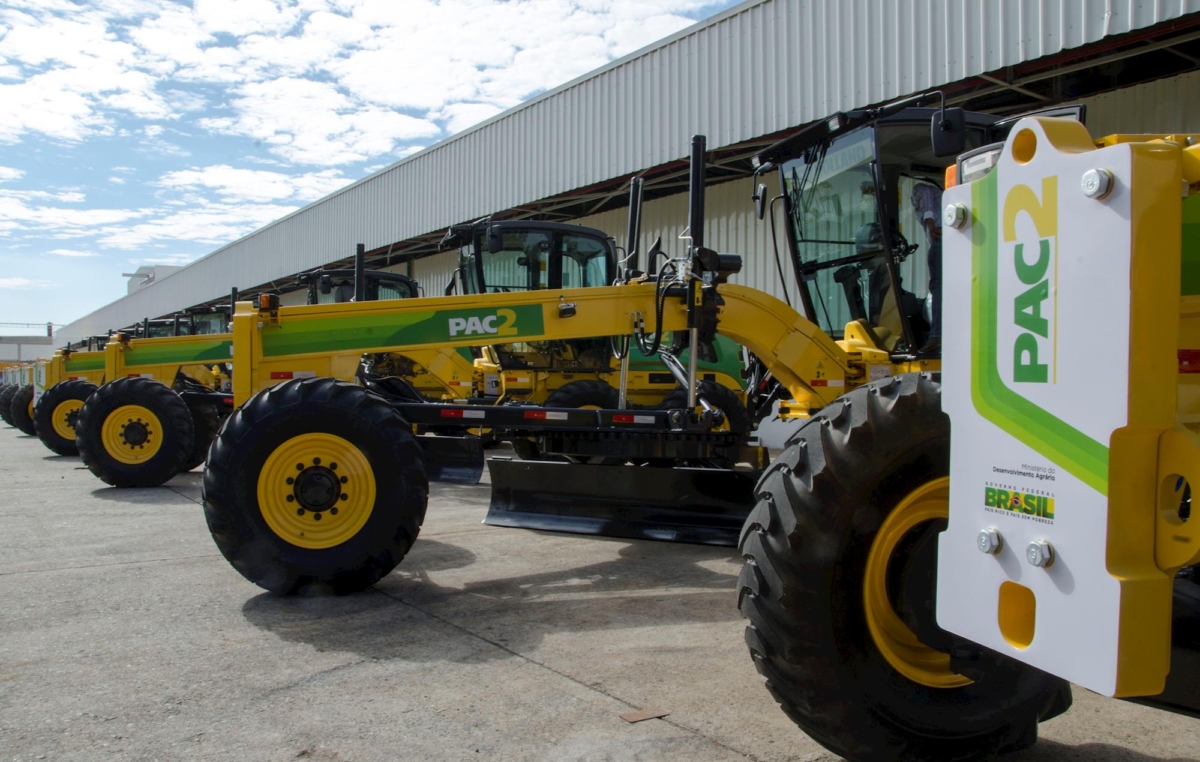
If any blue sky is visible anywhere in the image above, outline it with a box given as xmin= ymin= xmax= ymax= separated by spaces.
xmin=0 ymin=0 xmax=738 ymax=326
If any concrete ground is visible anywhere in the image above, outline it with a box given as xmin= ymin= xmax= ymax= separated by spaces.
xmin=0 ymin=429 xmax=1196 ymax=762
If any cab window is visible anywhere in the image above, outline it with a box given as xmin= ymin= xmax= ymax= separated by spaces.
xmin=558 ymin=234 xmax=610 ymax=288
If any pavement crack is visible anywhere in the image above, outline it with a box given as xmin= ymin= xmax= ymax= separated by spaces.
xmin=259 ymin=657 xmax=371 ymax=699
xmin=0 ymin=553 xmax=222 ymax=577
xmin=372 ymin=587 xmax=763 ymax=762
xmin=165 ymin=484 xmax=203 ymax=505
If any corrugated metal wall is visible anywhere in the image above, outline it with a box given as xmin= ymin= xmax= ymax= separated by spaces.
xmin=60 ymin=0 xmax=1200 ymax=343
xmin=1078 ymin=69 xmax=1200 ymax=135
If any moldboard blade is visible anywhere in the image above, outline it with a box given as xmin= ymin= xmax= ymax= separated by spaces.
xmin=485 ymin=458 xmax=757 ymax=546
xmin=417 ymin=436 xmax=484 ymax=484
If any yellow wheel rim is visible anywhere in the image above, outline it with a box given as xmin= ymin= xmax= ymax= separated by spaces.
xmin=51 ymin=399 xmax=84 ymax=440
xmin=257 ymin=433 xmax=376 ymax=550
xmin=27 ymin=398 xmax=34 ymax=419
xmin=863 ymin=477 xmax=972 ymax=689
xmin=101 ymin=405 xmax=163 ymax=464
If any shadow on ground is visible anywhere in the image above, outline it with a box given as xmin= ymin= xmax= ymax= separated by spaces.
xmin=41 ymin=454 xmax=77 ymax=463
xmin=242 ymin=538 xmax=741 ymax=663
xmin=89 ymin=486 xmax=196 ymax=504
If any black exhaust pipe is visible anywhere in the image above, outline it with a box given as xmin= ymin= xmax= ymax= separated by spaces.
xmin=687 ymin=135 xmax=706 ymax=251
xmin=625 ymin=176 xmax=644 ymax=275
xmin=354 ymin=243 xmax=366 ymax=302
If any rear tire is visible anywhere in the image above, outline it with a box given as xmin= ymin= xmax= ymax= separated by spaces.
xmin=659 ymin=380 xmax=752 ymax=435
xmin=10 ymin=385 xmax=36 ymax=436
xmin=0 ymin=384 xmax=18 ymax=427
xmin=737 ymin=373 xmax=1071 ymax=762
xmin=514 ymin=380 xmax=620 ymax=461
xmin=181 ymin=400 xmax=223 ymax=472
xmin=202 ymin=378 xmax=428 ymax=595
xmin=34 ymin=380 xmax=98 ymax=455
xmin=543 ymin=379 xmax=619 ymax=409
xmin=76 ymin=377 xmax=194 ymax=487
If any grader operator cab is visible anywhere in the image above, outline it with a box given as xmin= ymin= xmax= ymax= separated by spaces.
xmin=441 ymin=218 xmax=747 ymax=413
xmin=296 ymin=267 xmax=419 ymax=305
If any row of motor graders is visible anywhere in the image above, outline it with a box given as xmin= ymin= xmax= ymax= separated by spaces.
xmin=197 ymin=94 xmax=1197 ymax=762
xmin=3 ymin=219 xmax=756 ymax=499
xmin=6 ymin=91 xmax=1197 ymax=761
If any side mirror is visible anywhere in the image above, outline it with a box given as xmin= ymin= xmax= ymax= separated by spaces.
xmin=319 ymin=274 xmax=333 ymax=294
xmin=754 ymin=183 xmax=768 ymax=220
xmin=486 ymin=225 xmax=504 ymax=254
xmin=931 ymin=107 xmax=966 ymax=158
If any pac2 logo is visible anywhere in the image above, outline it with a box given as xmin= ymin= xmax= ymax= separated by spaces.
xmin=1002 ymin=177 xmax=1057 ymax=384
xmin=448 ymin=308 xmax=519 ymax=338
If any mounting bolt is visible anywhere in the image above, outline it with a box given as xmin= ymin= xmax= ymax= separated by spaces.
xmin=977 ymin=527 xmax=1003 ymax=555
xmin=1081 ymin=168 xmax=1114 ymax=200
xmin=1026 ymin=539 xmax=1055 ymax=568
xmin=943 ymin=203 xmax=968 ymax=229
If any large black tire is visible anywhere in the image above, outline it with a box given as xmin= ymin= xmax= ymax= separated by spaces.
xmin=181 ymin=400 xmax=223 ymax=472
xmin=76 ymin=377 xmax=195 ymax=488
xmin=202 ymin=378 xmax=428 ymax=595
xmin=512 ymin=380 xmax=621 ymax=461
xmin=737 ymin=373 xmax=1071 ymax=762
xmin=543 ymin=379 xmax=619 ymax=409
xmin=34 ymin=380 xmax=98 ymax=455
xmin=658 ymin=380 xmax=752 ymax=435
xmin=10 ymin=385 xmax=36 ymax=436
xmin=0 ymin=384 xmax=17 ymax=427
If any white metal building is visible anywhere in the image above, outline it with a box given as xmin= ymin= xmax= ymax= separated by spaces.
xmin=57 ymin=0 xmax=1200 ymax=345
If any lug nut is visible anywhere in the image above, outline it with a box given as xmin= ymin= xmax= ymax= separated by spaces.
xmin=943 ymin=203 xmax=968 ymax=229
xmin=1081 ymin=168 xmax=1114 ymax=199
xmin=1026 ymin=539 xmax=1055 ymax=568
xmin=977 ymin=527 xmax=1003 ymax=555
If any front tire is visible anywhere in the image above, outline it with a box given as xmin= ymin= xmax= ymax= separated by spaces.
xmin=0 ymin=385 xmax=13 ymax=426
xmin=34 ymin=380 xmax=98 ymax=455
xmin=10 ymin=385 xmax=36 ymax=436
xmin=202 ymin=378 xmax=428 ymax=595
xmin=737 ymin=373 xmax=1071 ymax=762
xmin=76 ymin=377 xmax=194 ymax=487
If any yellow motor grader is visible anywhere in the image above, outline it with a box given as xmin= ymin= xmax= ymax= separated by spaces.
xmin=199 ymin=98 xmax=1200 ymax=761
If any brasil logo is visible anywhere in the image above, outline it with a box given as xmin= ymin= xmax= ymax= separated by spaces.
xmin=984 ymin=486 xmax=1055 ymax=520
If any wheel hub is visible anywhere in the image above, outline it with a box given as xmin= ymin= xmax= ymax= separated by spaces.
xmin=294 ymin=465 xmax=341 ymax=512
xmin=122 ymin=420 xmax=149 ymax=447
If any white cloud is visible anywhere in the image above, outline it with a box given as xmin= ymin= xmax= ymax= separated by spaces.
xmin=98 ymin=200 xmax=299 ymax=247
xmin=109 ymin=176 xmax=126 ymax=185
xmin=0 ymin=166 xmax=24 ymax=182
xmin=157 ymin=164 xmax=351 ymax=203
xmin=198 ymin=77 xmax=439 ymax=165
xmin=0 ymin=277 xmax=55 ymax=289
xmin=0 ymin=0 xmax=715 ymax=162
xmin=45 ymin=248 xmax=99 ymax=257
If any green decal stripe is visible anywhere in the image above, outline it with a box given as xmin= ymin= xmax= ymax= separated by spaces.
xmin=1181 ymin=194 xmax=1200 ymax=295
xmin=261 ymin=305 xmax=546 ymax=358
xmin=970 ymin=171 xmax=1110 ymax=495
xmin=64 ymin=357 xmax=105 ymax=372
xmin=124 ymin=340 xmax=232 ymax=367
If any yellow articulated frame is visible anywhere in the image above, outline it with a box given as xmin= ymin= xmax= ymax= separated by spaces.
xmin=103 ymin=332 xmax=233 ymax=391
xmin=46 ymin=349 xmax=107 ymax=389
xmin=232 ymin=283 xmax=857 ymax=410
